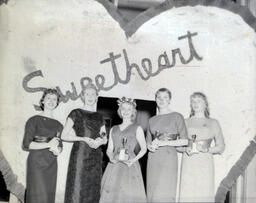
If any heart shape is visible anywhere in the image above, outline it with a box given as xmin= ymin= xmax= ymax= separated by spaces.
xmin=96 ymin=0 xmax=256 ymax=37
xmin=0 ymin=0 xmax=255 ymax=202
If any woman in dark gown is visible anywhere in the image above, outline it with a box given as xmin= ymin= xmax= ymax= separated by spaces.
xmin=62 ymin=84 xmax=107 ymax=203
xmin=22 ymin=88 xmax=63 ymax=203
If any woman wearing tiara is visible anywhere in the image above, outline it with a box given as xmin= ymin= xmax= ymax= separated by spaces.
xmin=100 ymin=97 xmax=147 ymax=203
xmin=146 ymin=88 xmax=188 ymax=202
xmin=179 ymin=92 xmax=225 ymax=202
xmin=61 ymin=84 xmax=107 ymax=203
xmin=22 ymin=88 xmax=63 ymax=203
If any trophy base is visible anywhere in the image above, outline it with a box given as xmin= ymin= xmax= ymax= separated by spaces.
xmin=118 ymin=149 xmax=129 ymax=161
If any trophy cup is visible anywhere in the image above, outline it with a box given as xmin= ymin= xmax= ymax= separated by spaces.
xmin=56 ymin=131 xmax=63 ymax=153
xmin=118 ymin=137 xmax=129 ymax=161
xmin=190 ymin=134 xmax=199 ymax=155
xmin=154 ymin=130 xmax=161 ymax=140
xmin=100 ymin=132 xmax=107 ymax=139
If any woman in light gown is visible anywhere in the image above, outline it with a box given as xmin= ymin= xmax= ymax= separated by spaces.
xmin=146 ymin=88 xmax=188 ymax=202
xmin=61 ymin=84 xmax=107 ymax=203
xmin=179 ymin=92 xmax=225 ymax=202
xmin=100 ymin=97 xmax=147 ymax=203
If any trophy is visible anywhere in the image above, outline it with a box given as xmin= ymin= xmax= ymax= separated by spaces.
xmin=56 ymin=131 xmax=63 ymax=153
xmin=190 ymin=134 xmax=199 ymax=155
xmin=154 ymin=130 xmax=161 ymax=140
xmin=155 ymin=130 xmax=180 ymax=141
xmin=118 ymin=137 xmax=129 ymax=161
xmin=100 ymin=132 xmax=107 ymax=139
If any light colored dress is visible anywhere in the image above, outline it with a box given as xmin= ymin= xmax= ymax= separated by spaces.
xmin=146 ymin=112 xmax=188 ymax=202
xmin=179 ymin=118 xmax=223 ymax=202
xmin=100 ymin=124 xmax=147 ymax=203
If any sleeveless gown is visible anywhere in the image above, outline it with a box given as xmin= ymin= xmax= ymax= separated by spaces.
xmin=100 ymin=124 xmax=147 ymax=203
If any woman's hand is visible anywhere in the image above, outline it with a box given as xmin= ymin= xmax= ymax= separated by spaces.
xmin=48 ymin=138 xmax=62 ymax=156
xmin=48 ymin=138 xmax=61 ymax=155
xmin=49 ymin=146 xmax=61 ymax=156
xmin=124 ymin=158 xmax=136 ymax=167
xmin=96 ymin=136 xmax=108 ymax=145
xmin=185 ymin=146 xmax=193 ymax=156
xmin=109 ymin=157 xmax=118 ymax=164
xmin=47 ymin=137 xmax=59 ymax=149
xmin=196 ymin=143 xmax=209 ymax=153
xmin=152 ymin=139 xmax=165 ymax=147
xmin=147 ymin=142 xmax=158 ymax=152
xmin=83 ymin=137 xmax=98 ymax=149
xmin=101 ymin=136 xmax=108 ymax=145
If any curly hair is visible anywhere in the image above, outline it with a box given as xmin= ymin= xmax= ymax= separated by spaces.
xmin=189 ymin=92 xmax=210 ymax=118
xmin=117 ymin=97 xmax=137 ymax=122
xmin=39 ymin=88 xmax=60 ymax=111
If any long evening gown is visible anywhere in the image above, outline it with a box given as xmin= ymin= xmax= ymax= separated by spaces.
xmin=179 ymin=118 xmax=223 ymax=202
xmin=23 ymin=115 xmax=63 ymax=203
xmin=64 ymin=109 xmax=104 ymax=203
xmin=146 ymin=112 xmax=188 ymax=203
xmin=100 ymin=124 xmax=147 ymax=203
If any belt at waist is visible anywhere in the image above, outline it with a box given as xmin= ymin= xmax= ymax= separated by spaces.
xmin=33 ymin=136 xmax=52 ymax=143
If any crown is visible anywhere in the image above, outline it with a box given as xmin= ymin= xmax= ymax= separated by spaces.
xmin=117 ymin=97 xmax=137 ymax=107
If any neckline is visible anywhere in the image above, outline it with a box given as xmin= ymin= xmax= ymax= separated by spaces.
xmin=79 ymin=108 xmax=97 ymax=113
xmin=36 ymin=114 xmax=57 ymax=121
xmin=157 ymin=111 xmax=175 ymax=116
xmin=190 ymin=117 xmax=208 ymax=120
xmin=118 ymin=123 xmax=134 ymax=132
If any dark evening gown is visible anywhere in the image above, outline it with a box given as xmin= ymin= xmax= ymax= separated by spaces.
xmin=23 ymin=115 xmax=63 ymax=203
xmin=64 ymin=109 xmax=104 ymax=203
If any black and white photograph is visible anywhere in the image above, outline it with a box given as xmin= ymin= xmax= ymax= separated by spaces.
xmin=0 ymin=0 xmax=256 ymax=203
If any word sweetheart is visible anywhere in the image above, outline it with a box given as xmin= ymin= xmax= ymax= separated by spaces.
xmin=22 ymin=31 xmax=202 ymax=109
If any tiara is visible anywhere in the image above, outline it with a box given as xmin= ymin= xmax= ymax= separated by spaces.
xmin=117 ymin=97 xmax=137 ymax=107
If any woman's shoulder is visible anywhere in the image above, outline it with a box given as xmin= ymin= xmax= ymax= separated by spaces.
xmin=26 ymin=115 xmax=40 ymax=123
xmin=149 ymin=111 xmax=184 ymax=122
xmin=170 ymin=111 xmax=184 ymax=118
xmin=208 ymin=118 xmax=220 ymax=127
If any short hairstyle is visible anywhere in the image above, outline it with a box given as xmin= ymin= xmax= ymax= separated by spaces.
xmin=189 ymin=92 xmax=210 ymax=118
xmin=39 ymin=88 xmax=60 ymax=110
xmin=117 ymin=97 xmax=137 ymax=122
xmin=155 ymin=88 xmax=172 ymax=100
xmin=81 ymin=83 xmax=99 ymax=97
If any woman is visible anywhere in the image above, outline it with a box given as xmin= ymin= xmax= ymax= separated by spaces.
xmin=62 ymin=84 xmax=107 ymax=203
xmin=179 ymin=92 xmax=225 ymax=202
xmin=100 ymin=97 xmax=147 ymax=203
xmin=22 ymin=88 xmax=63 ymax=203
xmin=146 ymin=88 xmax=188 ymax=202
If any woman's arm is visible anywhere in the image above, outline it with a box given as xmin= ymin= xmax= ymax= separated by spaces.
xmin=23 ymin=117 xmax=59 ymax=151
xmin=61 ymin=118 xmax=89 ymax=142
xmin=208 ymin=120 xmax=225 ymax=154
xmin=28 ymin=139 xmax=59 ymax=150
xmin=154 ymin=138 xmax=188 ymax=147
xmin=125 ymin=126 xmax=147 ymax=167
xmin=94 ymin=125 xmax=108 ymax=148
xmin=146 ymin=122 xmax=158 ymax=152
xmin=154 ymin=114 xmax=189 ymax=147
xmin=106 ymin=128 xmax=117 ymax=163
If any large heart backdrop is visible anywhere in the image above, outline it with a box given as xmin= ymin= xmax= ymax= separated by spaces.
xmin=0 ymin=0 xmax=256 ymax=202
